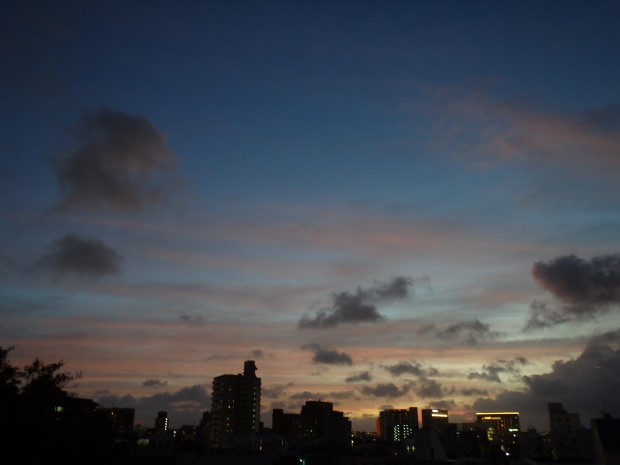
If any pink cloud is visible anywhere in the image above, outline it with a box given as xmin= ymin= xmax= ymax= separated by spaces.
xmin=430 ymin=89 xmax=620 ymax=176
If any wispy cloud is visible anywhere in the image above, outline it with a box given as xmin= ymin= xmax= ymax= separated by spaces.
xmin=383 ymin=361 xmax=439 ymax=378
xmin=262 ymin=383 xmax=294 ymax=399
xmin=345 ymin=371 xmax=373 ymax=383
xmin=429 ymin=90 xmax=620 ymax=177
xmin=420 ymin=319 xmax=501 ymax=345
xmin=142 ymin=379 xmax=168 ymax=388
xmin=179 ymin=314 xmax=206 ymax=326
xmin=468 ymin=357 xmax=529 ymax=383
xmin=361 ymin=382 xmax=410 ymax=398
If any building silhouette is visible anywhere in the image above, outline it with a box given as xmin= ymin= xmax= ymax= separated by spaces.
xmin=210 ymin=360 xmax=261 ymax=448
xmin=377 ymin=407 xmax=419 ymax=442
xmin=99 ymin=407 xmax=135 ymax=433
xmin=272 ymin=399 xmax=351 ymax=450
xmin=421 ymin=408 xmax=449 ymax=432
xmin=155 ymin=410 xmax=169 ymax=433
xmin=548 ymin=402 xmax=583 ymax=459
xmin=591 ymin=414 xmax=620 ymax=465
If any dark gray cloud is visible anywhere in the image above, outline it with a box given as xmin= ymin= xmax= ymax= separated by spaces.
xmin=96 ymin=384 xmax=210 ymax=427
xmin=419 ymin=319 xmax=500 ymax=345
xmin=533 ymin=254 xmax=620 ymax=305
xmin=288 ymin=390 xmax=357 ymax=403
xmin=425 ymin=399 xmax=457 ymax=411
xmin=413 ymin=378 xmax=444 ymax=398
xmin=299 ymin=276 xmax=419 ymax=329
xmin=527 ymin=254 xmax=620 ymax=329
xmin=53 ymin=107 xmax=178 ymax=212
xmin=289 ymin=390 xmax=321 ymax=400
xmin=384 ymin=361 xmax=439 ymax=378
xmin=474 ymin=329 xmax=620 ymax=429
xmin=179 ymin=314 xmax=205 ymax=326
xmin=328 ymin=390 xmax=357 ymax=400
xmin=460 ymin=388 xmax=489 ymax=397
xmin=361 ymin=382 xmax=410 ymax=398
xmin=34 ymin=234 xmax=122 ymax=278
xmin=142 ymin=379 xmax=168 ymax=388
xmin=468 ymin=357 xmax=529 ymax=383
xmin=345 ymin=371 xmax=373 ymax=383
xmin=302 ymin=343 xmax=353 ymax=365
xmin=250 ymin=349 xmax=264 ymax=359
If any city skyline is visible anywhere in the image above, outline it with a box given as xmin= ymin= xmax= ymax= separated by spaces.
xmin=2 ymin=1 xmax=620 ymax=432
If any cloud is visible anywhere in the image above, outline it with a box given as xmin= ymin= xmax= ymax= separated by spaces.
xmin=250 ymin=349 xmax=264 ymax=359
xmin=345 ymin=371 xmax=373 ymax=383
xmin=473 ymin=329 xmax=620 ymax=428
xmin=468 ymin=357 xmax=529 ymax=383
xmin=33 ymin=234 xmax=122 ymax=278
xmin=413 ymin=378 xmax=444 ymax=398
xmin=361 ymin=382 xmax=410 ymax=398
xmin=426 ymin=399 xmax=457 ymax=411
xmin=533 ymin=254 xmax=620 ymax=305
xmin=289 ymin=391 xmax=321 ymax=400
xmin=460 ymin=388 xmax=489 ymax=397
xmin=179 ymin=314 xmax=205 ymax=326
xmin=527 ymin=253 xmax=620 ymax=329
xmin=302 ymin=343 xmax=353 ymax=365
xmin=96 ymin=384 xmax=210 ymax=427
xmin=288 ymin=390 xmax=357 ymax=403
xmin=429 ymin=91 xmax=620 ymax=176
xmin=53 ymin=107 xmax=178 ymax=212
xmin=384 ymin=361 xmax=439 ymax=378
xmin=142 ymin=379 xmax=168 ymax=388
xmin=299 ymin=276 xmax=419 ymax=329
xmin=419 ymin=319 xmax=500 ymax=345
xmin=262 ymin=383 xmax=294 ymax=399
xmin=327 ymin=390 xmax=357 ymax=400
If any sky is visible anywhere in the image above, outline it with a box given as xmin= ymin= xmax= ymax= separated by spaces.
xmin=1 ymin=0 xmax=620 ymax=432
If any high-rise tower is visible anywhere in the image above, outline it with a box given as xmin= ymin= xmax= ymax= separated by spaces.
xmin=378 ymin=407 xmax=419 ymax=441
xmin=155 ymin=410 xmax=168 ymax=433
xmin=421 ymin=408 xmax=449 ymax=432
xmin=210 ymin=360 xmax=261 ymax=447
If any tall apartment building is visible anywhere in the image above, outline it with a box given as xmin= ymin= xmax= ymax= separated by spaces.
xmin=155 ymin=410 xmax=169 ymax=433
xmin=377 ymin=407 xmax=419 ymax=442
xmin=548 ymin=403 xmax=590 ymax=460
xmin=421 ymin=408 xmax=449 ymax=432
xmin=210 ymin=360 xmax=261 ymax=448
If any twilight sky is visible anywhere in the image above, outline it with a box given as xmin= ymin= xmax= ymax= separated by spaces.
xmin=2 ymin=1 xmax=620 ymax=432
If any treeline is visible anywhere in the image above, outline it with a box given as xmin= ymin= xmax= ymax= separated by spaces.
xmin=0 ymin=346 xmax=131 ymax=464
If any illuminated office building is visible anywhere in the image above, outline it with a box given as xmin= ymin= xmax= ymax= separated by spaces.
xmin=476 ymin=412 xmax=520 ymax=444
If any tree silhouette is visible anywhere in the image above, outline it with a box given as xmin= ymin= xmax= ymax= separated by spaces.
xmin=0 ymin=346 xmax=128 ymax=464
